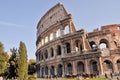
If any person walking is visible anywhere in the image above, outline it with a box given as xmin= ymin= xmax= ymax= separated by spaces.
xmin=110 ymin=72 xmax=113 ymax=79
xmin=117 ymin=77 xmax=120 ymax=80
xmin=105 ymin=73 xmax=108 ymax=79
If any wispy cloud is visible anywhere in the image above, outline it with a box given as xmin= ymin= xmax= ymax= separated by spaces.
xmin=0 ymin=21 xmax=24 ymax=27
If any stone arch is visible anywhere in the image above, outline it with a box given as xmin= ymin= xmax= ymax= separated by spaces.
xmin=41 ymin=67 xmax=44 ymax=78
xmin=90 ymin=60 xmax=98 ymax=73
xmin=45 ymin=66 xmax=48 ymax=76
xmin=50 ymin=66 xmax=55 ymax=76
xmin=41 ymin=53 xmax=43 ymax=61
xmin=89 ymin=41 xmax=98 ymax=50
xmin=99 ymin=39 xmax=109 ymax=49
xmin=65 ymin=42 xmax=71 ymax=53
xmin=45 ymin=36 xmax=48 ymax=43
xmin=57 ymin=45 xmax=61 ymax=55
xmin=57 ymin=64 xmax=63 ymax=77
xmin=45 ymin=50 xmax=48 ymax=59
xmin=67 ymin=63 xmax=72 ymax=74
xmin=42 ymin=38 xmax=44 ymax=45
xmin=103 ymin=60 xmax=113 ymax=73
xmin=50 ymin=47 xmax=54 ymax=57
xmin=50 ymin=32 xmax=53 ymax=41
xmin=64 ymin=25 xmax=70 ymax=34
xmin=77 ymin=61 xmax=85 ymax=74
xmin=74 ymin=40 xmax=83 ymax=53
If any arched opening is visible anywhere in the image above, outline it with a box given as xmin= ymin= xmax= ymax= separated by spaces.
xmin=42 ymin=39 xmax=44 ymax=45
xmin=80 ymin=44 xmax=83 ymax=53
xmin=117 ymin=26 xmax=120 ymax=30
xmin=104 ymin=60 xmax=113 ymax=72
xmin=65 ymin=42 xmax=71 ymax=53
xmin=99 ymin=39 xmax=108 ymax=49
xmin=50 ymin=48 xmax=54 ymax=57
xmin=77 ymin=62 xmax=85 ymax=74
xmin=67 ymin=63 xmax=72 ymax=74
xmin=50 ymin=33 xmax=53 ymax=41
xmin=45 ymin=66 xmax=48 ymax=76
xmin=45 ymin=50 xmax=48 ymax=59
xmin=90 ymin=41 xmax=98 ymax=51
xmin=41 ymin=67 xmax=44 ymax=78
xmin=56 ymin=29 xmax=60 ymax=37
xmin=50 ymin=66 xmax=55 ymax=76
xmin=57 ymin=64 xmax=63 ymax=77
xmin=75 ymin=40 xmax=82 ymax=53
xmin=75 ymin=40 xmax=80 ymax=52
xmin=90 ymin=60 xmax=98 ymax=73
xmin=64 ymin=25 xmax=69 ymax=34
xmin=41 ymin=54 xmax=43 ymax=61
xmin=45 ymin=36 xmax=48 ymax=43
xmin=57 ymin=45 xmax=61 ymax=55
xmin=117 ymin=59 xmax=120 ymax=71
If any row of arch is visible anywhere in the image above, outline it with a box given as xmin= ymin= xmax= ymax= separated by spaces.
xmin=40 ymin=59 xmax=120 ymax=77
xmin=89 ymin=39 xmax=109 ymax=49
xmin=37 ymin=38 xmax=114 ymax=61
xmin=38 ymin=43 xmax=71 ymax=61
xmin=37 ymin=25 xmax=70 ymax=49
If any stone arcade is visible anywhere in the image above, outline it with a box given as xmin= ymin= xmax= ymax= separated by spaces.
xmin=35 ymin=3 xmax=120 ymax=78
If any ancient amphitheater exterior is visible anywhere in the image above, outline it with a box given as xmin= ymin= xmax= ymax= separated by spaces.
xmin=36 ymin=3 xmax=120 ymax=78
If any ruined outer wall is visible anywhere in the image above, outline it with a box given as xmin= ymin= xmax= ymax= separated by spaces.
xmin=36 ymin=3 xmax=120 ymax=78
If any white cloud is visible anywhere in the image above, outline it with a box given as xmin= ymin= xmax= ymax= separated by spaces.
xmin=0 ymin=21 xmax=24 ymax=27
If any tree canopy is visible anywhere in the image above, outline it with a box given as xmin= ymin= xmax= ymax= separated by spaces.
xmin=17 ymin=41 xmax=28 ymax=80
xmin=0 ymin=42 xmax=9 ymax=75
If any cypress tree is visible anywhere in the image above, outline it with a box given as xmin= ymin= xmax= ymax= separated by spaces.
xmin=17 ymin=41 xmax=28 ymax=80
xmin=0 ymin=42 xmax=8 ymax=75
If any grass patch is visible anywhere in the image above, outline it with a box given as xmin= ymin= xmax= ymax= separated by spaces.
xmin=37 ymin=78 xmax=107 ymax=80
xmin=84 ymin=78 xmax=107 ymax=80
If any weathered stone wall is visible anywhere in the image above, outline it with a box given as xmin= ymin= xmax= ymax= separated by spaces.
xmin=36 ymin=3 xmax=120 ymax=78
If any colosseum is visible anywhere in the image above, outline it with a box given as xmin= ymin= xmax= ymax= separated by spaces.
xmin=36 ymin=3 xmax=120 ymax=78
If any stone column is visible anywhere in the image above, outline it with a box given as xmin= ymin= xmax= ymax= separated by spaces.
xmin=99 ymin=57 xmax=104 ymax=75
xmin=55 ymin=66 xmax=57 ymax=76
xmin=48 ymin=66 xmax=50 ymax=77
xmin=53 ymin=31 xmax=56 ymax=39
xmin=47 ymin=49 xmax=50 ymax=59
xmin=43 ymin=38 xmax=45 ymax=45
xmin=97 ymin=57 xmax=101 ymax=75
xmin=39 ymin=67 xmax=42 ymax=77
xmin=64 ymin=63 xmax=67 ymax=75
xmin=48 ymin=34 xmax=50 ymax=42
xmin=60 ymin=25 xmax=64 ymax=36
xmin=61 ymin=44 xmax=65 ymax=57
xmin=113 ymin=57 xmax=118 ymax=73
xmin=53 ymin=46 xmax=57 ymax=59
xmin=85 ymin=59 xmax=90 ymax=74
xmin=113 ymin=62 xmax=118 ymax=73
xmin=70 ymin=39 xmax=75 ymax=53
xmin=69 ymin=21 xmax=73 ymax=33
xmin=82 ymin=36 xmax=87 ymax=52
xmin=62 ymin=63 xmax=65 ymax=77
xmin=72 ymin=61 xmax=77 ymax=75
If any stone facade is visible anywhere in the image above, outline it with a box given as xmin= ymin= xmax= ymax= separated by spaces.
xmin=35 ymin=3 xmax=120 ymax=78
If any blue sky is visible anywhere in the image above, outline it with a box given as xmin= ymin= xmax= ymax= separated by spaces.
xmin=0 ymin=0 xmax=120 ymax=59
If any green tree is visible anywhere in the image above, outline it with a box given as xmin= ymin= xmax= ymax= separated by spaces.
xmin=7 ymin=48 xmax=19 ymax=79
xmin=17 ymin=41 xmax=28 ymax=80
xmin=0 ymin=42 xmax=9 ymax=75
